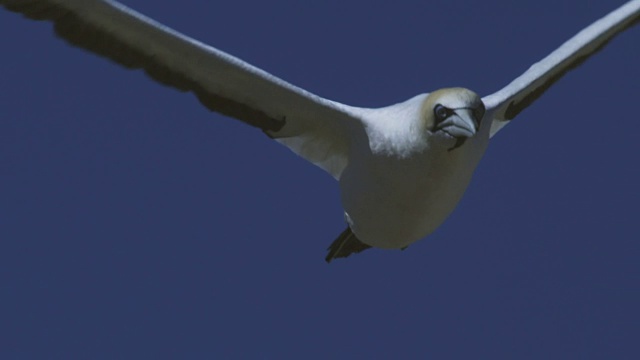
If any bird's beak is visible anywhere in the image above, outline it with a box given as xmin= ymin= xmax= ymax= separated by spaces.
xmin=437 ymin=108 xmax=478 ymax=139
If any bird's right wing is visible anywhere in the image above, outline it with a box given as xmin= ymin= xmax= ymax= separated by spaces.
xmin=1 ymin=0 xmax=366 ymax=179
xmin=483 ymin=0 xmax=640 ymax=138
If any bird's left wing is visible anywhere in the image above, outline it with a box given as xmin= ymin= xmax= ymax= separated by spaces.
xmin=1 ymin=0 xmax=364 ymax=179
xmin=483 ymin=0 xmax=640 ymax=138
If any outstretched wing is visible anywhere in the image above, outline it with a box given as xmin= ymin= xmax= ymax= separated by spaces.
xmin=0 ymin=0 xmax=364 ymax=179
xmin=483 ymin=0 xmax=640 ymax=138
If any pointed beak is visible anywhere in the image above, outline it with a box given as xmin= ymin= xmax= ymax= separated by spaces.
xmin=437 ymin=108 xmax=479 ymax=139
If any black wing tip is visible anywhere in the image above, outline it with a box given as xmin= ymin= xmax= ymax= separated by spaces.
xmin=325 ymin=227 xmax=372 ymax=263
xmin=1 ymin=0 xmax=286 ymax=133
xmin=502 ymin=7 xmax=640 ymax=121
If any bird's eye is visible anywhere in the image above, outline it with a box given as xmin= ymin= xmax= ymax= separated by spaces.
xmin=434 ymin=104 xmax=450 ymax=121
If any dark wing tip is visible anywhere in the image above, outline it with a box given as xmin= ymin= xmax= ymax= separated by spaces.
xmin=502 ymin=10 xmax=640 ymax=121
xmin=1 ymin=0 xmax=287 ymax=133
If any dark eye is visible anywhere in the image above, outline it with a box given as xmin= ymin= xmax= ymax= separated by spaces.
xmin=434 ymin=104 xmax=450 ymax=121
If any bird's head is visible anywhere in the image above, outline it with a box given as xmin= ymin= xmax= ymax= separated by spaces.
xmin=421 ymin=88 xmax=485 ymax=151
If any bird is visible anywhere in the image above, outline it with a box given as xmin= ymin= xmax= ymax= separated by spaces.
xmin=1 ymin=0 xmax=639 ymax=262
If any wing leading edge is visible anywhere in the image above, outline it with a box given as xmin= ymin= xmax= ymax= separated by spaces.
xmin=0 ymin=0 xmax=364 ymax=179
xmin=483 ymin=0 xmax=640 ymax=137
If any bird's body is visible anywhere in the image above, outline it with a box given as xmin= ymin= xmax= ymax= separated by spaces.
xmin=340 ymin=90 xmax=490 ymax=249
xmin=1 ymin=0 xmax=639 ymax=261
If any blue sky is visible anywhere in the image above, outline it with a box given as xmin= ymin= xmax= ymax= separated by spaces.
xmin=1 ymin=0 xmax=639 ymax=358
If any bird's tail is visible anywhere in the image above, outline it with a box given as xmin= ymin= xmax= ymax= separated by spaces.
xmin=325 ymin=227 xmax=372 ymax=263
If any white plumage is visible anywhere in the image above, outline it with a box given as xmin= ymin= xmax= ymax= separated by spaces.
xmin=2 ymin=0 xmax=639 ymax=261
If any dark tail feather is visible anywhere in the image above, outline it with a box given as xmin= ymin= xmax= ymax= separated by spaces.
xmin=325 ymin=227 xmax=372 ymax=263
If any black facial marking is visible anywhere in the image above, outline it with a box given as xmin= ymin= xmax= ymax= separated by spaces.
xmin=473 ymin=102 xmax=486 ymax=125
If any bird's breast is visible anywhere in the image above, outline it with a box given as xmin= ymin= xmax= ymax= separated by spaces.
xmin=339 ymin=139 xmax=484 ymax=249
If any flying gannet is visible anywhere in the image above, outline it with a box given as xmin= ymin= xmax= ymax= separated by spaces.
xmin=1 ymin=0 xmax=639 ymax=262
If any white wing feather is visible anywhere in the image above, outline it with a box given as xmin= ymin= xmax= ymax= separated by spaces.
xmin=483 ymin=0 xmax=640 ymax=138
xmin=0 ymin=0 xmax=364 ymax=179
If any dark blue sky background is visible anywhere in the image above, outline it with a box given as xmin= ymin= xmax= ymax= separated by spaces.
xmin=1 ymin=1 xmax=639 ymax=358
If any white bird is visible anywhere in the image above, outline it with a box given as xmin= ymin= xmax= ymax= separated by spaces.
xmin=2 ymin=0 xmax=639 ymax=262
